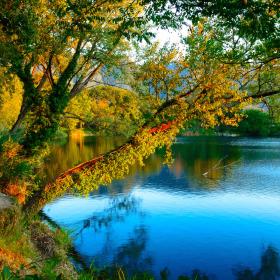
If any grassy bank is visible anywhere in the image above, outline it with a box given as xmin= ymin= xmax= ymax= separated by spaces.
xmin=0 ymin=202 xmax=78 ymax=279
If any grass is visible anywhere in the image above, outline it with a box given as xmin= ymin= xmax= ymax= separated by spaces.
xmin=0 ymin=207 xmax=36 ymax=272
xmin=0 ymin=265 xmax=209 ymax=280
xmin=0 ymin=205 xmax=77 ymax=279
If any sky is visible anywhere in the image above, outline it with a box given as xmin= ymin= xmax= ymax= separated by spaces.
xmin=152 ymin=26 xmax=190 ymax=47
xmin=128 ymin=25 xmax=191 ymax=62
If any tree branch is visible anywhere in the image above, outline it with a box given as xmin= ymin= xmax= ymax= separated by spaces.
xmin=69 ymin=31 xmax=123 ymax=98
xmin=56 ymin=39 xmax=83 ymax=91
xmin=249 ymin=90 xmax=280 ymax=99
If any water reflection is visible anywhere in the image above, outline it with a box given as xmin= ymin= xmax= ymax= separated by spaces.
xmin=172 ymin=137 xmax=241 ymax=183
xmin=43 ymin=136 xmax=280 ymax=279
xmin=63 ymin=194 xmax=152 ymax=272
xmin=113 ymin=226 xmax=153 ymax=274
xmin=234 ymin=246 xmax=280 ymax=280
xmin=42 ymin=135 xmax=126 ymax=181
xmin=176 ymin=246 xmax=280 ymax=280
xmin=73 ymin=195 xmax=141 ymax=236
xmin=43 ymin=135 xmax=243 ymax=189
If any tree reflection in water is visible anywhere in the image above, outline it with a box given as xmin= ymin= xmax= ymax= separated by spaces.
xmin=44 ymin=194 xmax=280 ymax=279
xmin=43 ymin=136 xmax=243 ymax=195
xmin=74 ymin=195 xmax=142 ymax=237
xmin=72 ymin=196 xmax=280 ymax=279
xmin=165 ymin=246 xmax=280 ymax=280
xmin=113 ymin=226 xmax=153 ymax=275
xmin=233 ymin=246 xmax=280 ymax=280
xmin=73 ymin=195 xmax=153 ymax=274
xmin=185 ymin=246 xmax=280 ymax=280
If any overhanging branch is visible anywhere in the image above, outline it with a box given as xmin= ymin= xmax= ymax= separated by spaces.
xmin=249 ymin=90 xmax=280 ymax=99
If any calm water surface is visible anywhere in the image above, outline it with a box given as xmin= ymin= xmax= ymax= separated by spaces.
xmin=43 ymin=136 xmax=280 ymax=279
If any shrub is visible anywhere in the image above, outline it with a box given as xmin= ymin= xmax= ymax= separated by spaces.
xmin=236 ymin=109 xmax=272 ymax=137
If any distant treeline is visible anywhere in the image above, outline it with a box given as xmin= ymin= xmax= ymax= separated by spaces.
xmin=185 ymin=109 xmax=280 ymax=137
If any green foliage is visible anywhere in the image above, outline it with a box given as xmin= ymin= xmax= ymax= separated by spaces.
xmin=0 ymin=139 xmax=32 ymax=184
xmin=0 ymin=0 xmax=155 ymax=150
xmin=0 ymin=210 xmax=38 ymax=273
xmin=0 ymin=265 xmax=209 ymax=280
xmin=146 ymin=0 xmax=279 ymax=58
xmin=0 ymin=3 xmax=279 ymax=280
xmin=63 ymin=86 xmax=145 ymax=137
xmin=265 ymin=95 xmax=280 ymax=124
xmin=0 ymin=137 xmax=51 ymax=205
xmin=0 ymin=266 xmax=18 ymax=280
xmin=236 ymin=109 xmax=273 ymax=137
xmin=0 ymin=69 xmax=23 ymax=131
xmin=0 ymin=0 xmax=278 ymax=151
xmin=0 ymin=0 xmax=277 ymax=151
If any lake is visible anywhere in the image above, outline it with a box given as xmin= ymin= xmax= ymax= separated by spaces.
xmin=43 ymin=135 xmax=280 ymax=279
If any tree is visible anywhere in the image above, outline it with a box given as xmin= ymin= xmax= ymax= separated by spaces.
xmin=145 ymin=0 xmax=279 ymax=55
xmin=0 ymin=0 xmax=151 ymax=150
xmin=265 ymin=96 xmax=280 ymax=124
xmin=136 ymin=43 xmax=182 ymax=101
xmin=1 ymin=0 xmax=278 ymax=151
xmin=63 ymin=85 xmax=144 ymax=136
xmin=236 ymin=109 xmax=272 ymax=137
xmin=24 ymin=23 xmax=258 ymax=213
xmin=0 ymin=1 xmax=279 ymax=210
xmin=0 ymin=68 xmax=23 ymax=130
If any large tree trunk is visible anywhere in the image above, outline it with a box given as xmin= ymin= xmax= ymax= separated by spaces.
xmin=10 ymin=103 xmax=28 ymax=133
xmin=10 ymin=63 xmax=39 ymax=135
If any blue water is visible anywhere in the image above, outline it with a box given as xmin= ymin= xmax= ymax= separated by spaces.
xmin=43 ymin=136 xmax=280 ymax=279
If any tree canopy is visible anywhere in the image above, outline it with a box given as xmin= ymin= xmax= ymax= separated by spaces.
xmin=0 ymin=0 xmax=279 ymax=206
xmin=0 ymin=1 xmax=278 ymax=148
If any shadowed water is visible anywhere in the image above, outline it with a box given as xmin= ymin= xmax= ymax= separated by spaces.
xmin=43 ymin=136 xmax=280 ymax=279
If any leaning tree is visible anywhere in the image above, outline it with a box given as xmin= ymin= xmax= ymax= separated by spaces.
xmin=0 ymin=0 xmax=279 ymax=210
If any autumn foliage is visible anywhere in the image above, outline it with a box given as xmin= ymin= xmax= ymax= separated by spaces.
xmin=4 ymin=183 xmax=27 ymax=204
xmin=0 ymin=248 xmax=28 ymax=271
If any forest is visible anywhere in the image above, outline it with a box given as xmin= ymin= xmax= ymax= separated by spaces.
xmin=0 ymin=0 xmax=279 ymax=279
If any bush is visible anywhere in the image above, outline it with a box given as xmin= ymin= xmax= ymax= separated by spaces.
xmin=235 ymin=109 xmax=273 ymax=137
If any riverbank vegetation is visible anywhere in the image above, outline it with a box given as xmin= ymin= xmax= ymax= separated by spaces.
xmin=225 ymin=109 xmax=280 ymax=137
xmin=186 ymin=109 xmax=280 ymax=137
xmin=0 ymin=0 xmax=279 ymax=278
